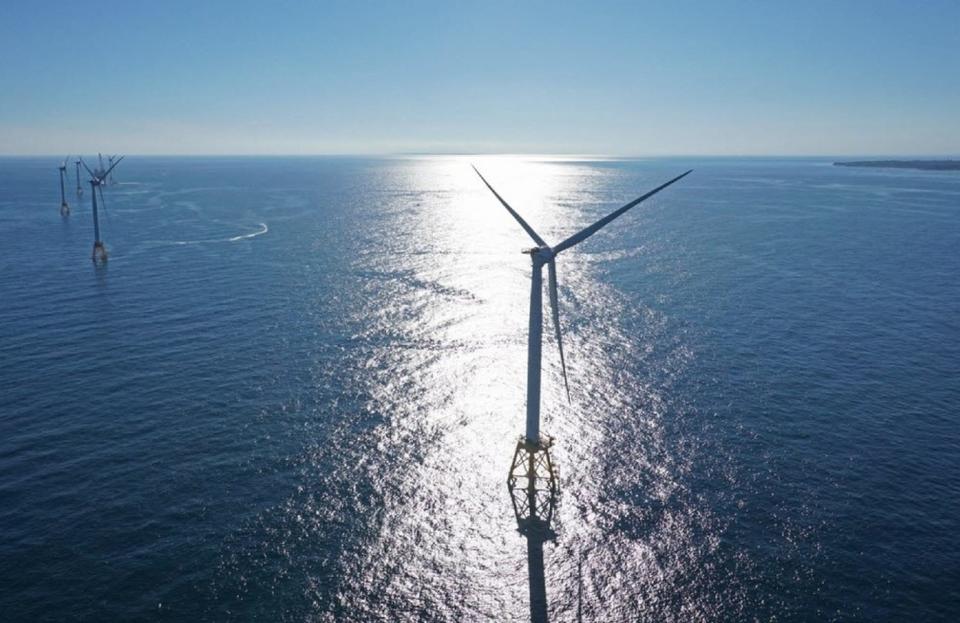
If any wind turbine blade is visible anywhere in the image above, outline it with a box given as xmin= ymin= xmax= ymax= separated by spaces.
xmin=553 ymin=170 xmax=692 ymax=254
xmin=472 ymin=165 xmax=547 ymax=247
xmin=98 ymin=153 xmax=104 ymax=171
xmin=547 ymin=260 xmax=571 ymax=402
xmin=101 ymin=155 xmax=124 ymax=179
xmin=80 ymin=158 xmax=95 ymax=179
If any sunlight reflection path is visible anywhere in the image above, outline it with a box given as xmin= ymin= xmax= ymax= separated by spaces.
xmin=221 ymin=157 xmax=719 ymax=621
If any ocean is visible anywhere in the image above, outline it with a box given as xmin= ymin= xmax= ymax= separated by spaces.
xmin=1 ymin=156 xmax=958 ymax=621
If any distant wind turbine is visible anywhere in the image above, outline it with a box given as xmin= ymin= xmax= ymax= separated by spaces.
xmin=107 ymin=155 xmax=117 ymax=185
xmin=473 ymin=165 xmax=691 ymax=526
xmin=75 ymin=158 xmax=83 ymax=196
xmin=57 ymin=156 xmax=70 ymax=215
xmin=80 ymin=155 xmax=124 ymax=263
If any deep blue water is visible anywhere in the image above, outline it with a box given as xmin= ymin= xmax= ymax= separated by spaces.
xmin=1 ymin=156 xmax=958 ymax=621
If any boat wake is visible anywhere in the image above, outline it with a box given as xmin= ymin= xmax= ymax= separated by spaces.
xmin=146 ymin=222 xmax=268 ymax=246
xmin=228 ymin=222 xmax=269 ymax=241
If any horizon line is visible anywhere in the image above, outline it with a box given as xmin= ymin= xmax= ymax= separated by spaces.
xmin=2 ymin=152 xmax=959 ymax=160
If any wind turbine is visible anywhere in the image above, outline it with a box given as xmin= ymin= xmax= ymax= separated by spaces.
xmin=57 ymin=157 xmax=70 ymax=215
xmin=75 ymin=158 xmax=83 ymax=196
xmin=80 ymin=155 xmax=124 ymax=263
xmin=473 ymin=165 xmax=691 ymax=528
xmin=107 ymin=155 xmax=117 ymax=185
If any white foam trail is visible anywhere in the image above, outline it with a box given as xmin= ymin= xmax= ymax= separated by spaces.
xmin=145 ymin=222 xmax=268 ymax=246
xmin=229 ymin=222 xmax=268 ymax=242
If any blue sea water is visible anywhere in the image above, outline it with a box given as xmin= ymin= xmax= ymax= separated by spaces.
xmin=0 ymin=156 xmax=958 ymax=621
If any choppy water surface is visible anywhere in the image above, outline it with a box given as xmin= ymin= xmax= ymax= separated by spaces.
xmin=1 ymin=156 xmax=958 ymax=621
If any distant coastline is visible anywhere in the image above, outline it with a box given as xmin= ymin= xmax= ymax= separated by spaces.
xmin=834 ymin=160 xmax=960 ymax=171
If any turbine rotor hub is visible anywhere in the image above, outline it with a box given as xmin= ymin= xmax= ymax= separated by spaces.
xmin=522 ymin=246 xmax=554 ymax=261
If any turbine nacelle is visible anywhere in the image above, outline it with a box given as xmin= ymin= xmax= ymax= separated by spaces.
xmin=522 ymin=246 xmax=555 ymax=262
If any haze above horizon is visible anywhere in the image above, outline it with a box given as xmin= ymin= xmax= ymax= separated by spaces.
xmin=2 ymin=1 xmax=958 ymax=157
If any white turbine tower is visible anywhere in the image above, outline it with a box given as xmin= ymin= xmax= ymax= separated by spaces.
xmin=81 ymin=155 xmax=124 ymax=263
xmin=473 ymin=165 xmax=691 ymax=530
xmin=57 ymin=156 xmax=70 ymax=215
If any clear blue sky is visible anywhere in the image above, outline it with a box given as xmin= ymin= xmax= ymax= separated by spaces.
xmin=2 ymin=1 xmax=958 ymax=156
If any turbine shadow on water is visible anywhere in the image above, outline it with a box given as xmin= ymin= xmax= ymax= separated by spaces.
xmin=524 ymin=523 xmax=553 ymax=623
xmin=510 ymin=461 xmax=558 ymax=623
